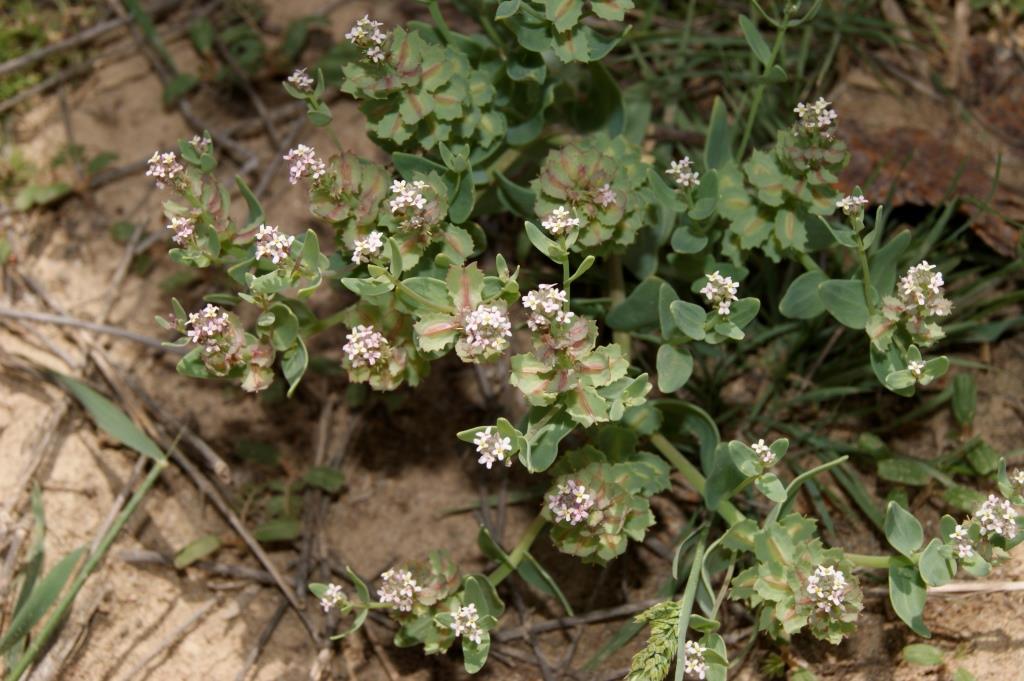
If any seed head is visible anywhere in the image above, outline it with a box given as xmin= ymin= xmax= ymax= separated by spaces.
xmin=540 ymin=206 xmax=580 ymax=236
xmin=547 ymin=479 xmax=595 ymax=526
xmin=451 ymin=603 xmax=483 ymax=644
xmin=254 ymin=224 xmax=295 ymax=264
xmin=805 ymin=565 xmax=848 ymax=612
xmin=473 ymin=427 xmax=513 ymax=469
xmin=377 ymin=568 xmax=422 ymax=612
xmin=667 ymin=157 xmax=700 ymax=189
xmin=700 ymin=271 xmax=739 ymax=316
xmin=342 ymin=325 xmax=389 ymax=369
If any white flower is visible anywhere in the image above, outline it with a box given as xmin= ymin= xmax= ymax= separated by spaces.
xmin=751 ymin=439 xmax=775 ymax=466
xmin=836 ymin=194 xmax=869 ymax=217
xmin=343 ymin=325 xmax=389 ymax=369
xmin=283 ymin=144 xmax=326 ymax=185
xmin=540 ymin=205 xmax=580 ymax=236
xmin=352 ymin=231 xmax=385 ymax=265
xmin=907 ymin=359 xmax=926 ymax=378
xmin=146 ymin=151 xmax=183 ymax=189
xmin=287 ymin=67 xmax=314 ymax=92
xmin=463 ymin=305 xmax=512 ymax=355
xmin=547 ymin=479 xmax=594 ymax=526
xmin=377 ymin=568 xmax=422 ymax=612
xmin=975 ymin=494 xmax=1018 ymax=540
xmin=594 ymin=183 xmax=617 ymax=208
xmin=805 ymin=565 xmax=848 ymax=612
xmin=700 ymin=271 xmax=739 ymax=316
xmin=451 ymin=603 xmax=483 ymax=645
xmin=186 ymin=304 xmax=231 ymax=353
xmin=795 ymin=97 xmax=838 ymax=132
xmin=346 ymin=15 xmax=389 ymax=63
xmin=254 ymin=224 xmax=295 ymax=264
xmin=319 ymin=583 xmax=345 ymax=612
xmin=389 ymin=179 xmax=435 ymax=231
xmin=667 ymin=157 xmax=700 ymax=189
xmin=1011 ymin=469 xmax=1024 ymax=490
xmin=950 ymin=523 xmax=974 ymax=559
xmin=189 ymin=134 xmax=211 ymax=154
xmin=473 ymin=427 xmax=513 ymax=469
xmin=897 ymin=261 xmax=952 ymax=319
xmin=166 ymin=216 xmax=195 ymax=246
xmin=683 ymin=639 xmax=709 ymax=680
xmin=522 ymin=284 xmax=574 ymax=331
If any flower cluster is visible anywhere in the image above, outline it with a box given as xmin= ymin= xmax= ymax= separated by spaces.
xmin=166 ymin=216 xmax=195 ymax=246
xmin=186 ymin=304 xmax=232 ymax=353
xmin=463 ymin=305 xmax=512 ymax=356
xmin=189 ymin=133 xmax=210 ymax=155
xmin=700 ymin=271 xmax=739 ymax=316
xmin=342 ymin=325 xmax=389 ymax=369
xmin=594 ymin=183 xmax=617 ymax=208
xmin=897 ymin=261 xmax=952 ymax=320
xmin=473 ymin=427 xmax=513 ymax=469
xmin=751 ymin=439 xmax=775 ymax=466
xmin=284 ymin=144 xmax=326 ymax=186
xmin=794 ymin=97 xmax=838 ymax=133
xmin=450 ymin=603 xmax=483 ymax=644
xmin=950 ymin=523 xmax=974 ymax=559
xmin=345 ymin=15 xmax=388 ymax=63
xmin=522 ymin=284 xmax=573 ymax=332
xmin=146 ymin=151 xmax=183 ymax=190
xmin=287 ymin=67 xmax=314 ymax=92
xmin=805 ymin=565 xmax=848 ymax=612
xmin=377 ymin=568 xmax=422 ymax=612
xmin=836 ymin=194 xmax=868 ymax=218
xmin=254 ymin=224 xmax=295 ymax=264
xmin=908 ymin=359 xmax=926 ymax=378
xmin=547 ymin=479 xmax=594 ymax=526
xmin=389 ymin=179 xmax=436 ymax=231
xmin=667 ymin=157 xmax=700 ymax=189
xmin=1012 ymin=469 xmax=1024 ymax=492
xmin=683 ymin=639 xmax=709 ymax=680
xmin=351 ymin=231 xmax=385 ymax=265
xmin=540 ymin=205 xmax=580 ymax=236
xmin=975 ymin=494 xmax=1018 ymax=540
xmin=319 ymin=583 xmax=346 ymax=612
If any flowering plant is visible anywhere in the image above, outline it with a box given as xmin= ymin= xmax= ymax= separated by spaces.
xmin=148 ymin=2 xmax=1022 ymax=678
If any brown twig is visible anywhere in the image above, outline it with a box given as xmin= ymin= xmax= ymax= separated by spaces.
xmin=0 ymin=307 xmax=182 ymax=354
xmin=118 ymin=548 xmax=278 ymax=585
xmin=494 ymin=598 xmax=663 ymax=642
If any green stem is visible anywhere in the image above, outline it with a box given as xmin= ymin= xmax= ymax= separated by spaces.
xmin=607 ymin=254 xmax=631 ymax=361
xmin=427 ymin=0 xmax=456 ymax=44
xmin=846 ymin=553 xmax=894 ymax=569
xmin=673 ymin=529 xmax=708 ymax=681
xmin=737 ymin=18 xmax=789 ymax=159
xmin=487 ymin=514 xmax=547 ymax=586
xmin=8 ymin=458 xmax=167 ymax=681
xmin=854 ymin=235 xmax=876 ymax=315
xmin=560 ymin=237 xmax=571 ymax=304
xmin=649 ymin=433 xmax=745 ymax=527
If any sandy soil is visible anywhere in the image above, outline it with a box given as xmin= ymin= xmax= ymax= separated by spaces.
xmin=1 ymin=2 xmax=1022 ymax=680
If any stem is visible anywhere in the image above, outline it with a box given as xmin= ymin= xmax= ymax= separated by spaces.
xmin=766 ymin=455 xmax=849 ymax=524
xmin=8 ymin=458 xmax=167 ymax=681
xmin=487 ymin=515 xmax=547 ymax=586
xmin=673 ymin=529 xmax=708 ymax=681
xmin=426 ymin=0 xmax=456 ymax=45
xmin=560 ymin=237 xmax=571 ymax=304
xmin=649 ymin=433 xmax=745 ymax=527
xmin=606 ymin=254 xmax=631 ymax=361
xmin=847 ymin=553 xmax=895 ymax=569
xmin=737 ymin=18 xmax=789 ymax=159
xmin=855 ymin=235 xmax=876 ymax=315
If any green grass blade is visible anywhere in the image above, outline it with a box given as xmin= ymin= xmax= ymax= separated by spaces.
xmin=0 ymin=547 xmax=85 ymax=655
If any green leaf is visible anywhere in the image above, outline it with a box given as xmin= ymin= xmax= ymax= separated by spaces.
xmin=953 ymin=668 xmax=977 ymax=681
xmin=877 ymin=458 xmax=931 ymax=486
xmin=773 ymin=210 xmax=807 ymax=251
xmin=236 ymin=176 xmax=264 ymax=230
xmin=669 ymin=301 xmax=707 ymax=341
xmin=524 ymin=221 xmax=566 ymax=263
xmin=495 ymin=172 xmax=536 ymax=218
xmin=884 ymin=501 xmax=924 ymax=557
xmin=819 ymin=279 xmax=869 ymax=329
xmin=704 ymin=97 xmax=732 ymax=170
xmin=755 ymin=473 xmax=787 ymax=502
xmin=671 ymin=227 xmax=709 ymax=254
xmin=53 ymin=373 xmax=165 ymax=462
xmin=478 ymin=528 xmax=572 ymax=615
xmin=253 ymin=518 xmax=302 ymax=543
xmin=656 ymin=345 xmax=693 ymax=393
xmin=392 ymin=152 xmax=447 ymax=179
xmin=302 ymin=466 xmax=345 ymax=493
xmin=449 ymin=172 xmax=475 ymax=224
xmin=902 ymin=643 xmax=944 ymax=666
xmin=0 ymin=547 xmax=85 ymax=655
xmin=869 ymin=230 xmax=911 ymax=296
xmin=187 ymin=17 xmax=214 ymax=54
xmin=738 ymin=15 xmax=772 ymax=66
xmin=918 ymin=538 xmax=955 ymax=587
xmin=779 ymin=270 xmax=827 ymax=319
xmin=163 ymin=73 xmax=199 ymax=106
xmin=728 ymin=297 xmax=760 ymax=329
xmin=607 ymin=278 xmax=662 ymax=331
xmin=889 ymin=559 xmax=930 ymax=637
xmin=952 ymin=374 xmax=976 ymax=426
xmin=173 ymin=534 xmax=221 ymax=569
xmin=282 ymin=338 xmax=309 ymax=397
xmin=496 ymin=0 xmax=521 ymax=20
xmin=544 ymin=0 xmax=584 ymax=32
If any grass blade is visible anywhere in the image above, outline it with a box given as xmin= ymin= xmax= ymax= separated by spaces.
xmin=0 ymin=547 xmax=85 ymax=655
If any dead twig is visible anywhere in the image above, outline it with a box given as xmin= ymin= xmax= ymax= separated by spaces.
xmin=0 ymin=307 xmax=182 ymax=354
xmin=494 ymin=598 xmax=663 ymax=642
